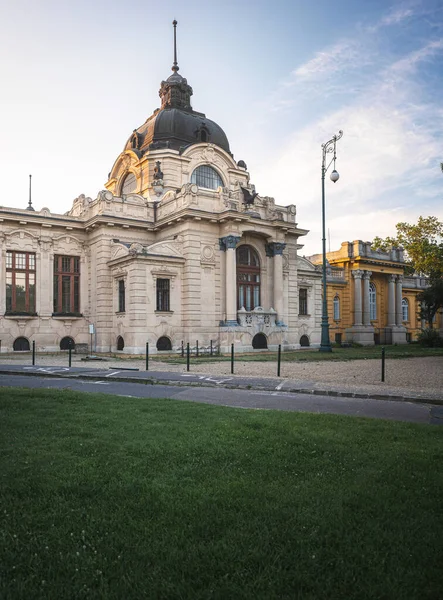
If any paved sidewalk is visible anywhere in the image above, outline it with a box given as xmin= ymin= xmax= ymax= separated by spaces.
xmin=1 ymin=354 xmax=442 ymax=405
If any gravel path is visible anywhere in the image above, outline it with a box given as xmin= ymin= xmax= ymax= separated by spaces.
xmin=2 ymin=354 xmax=442 ymax=396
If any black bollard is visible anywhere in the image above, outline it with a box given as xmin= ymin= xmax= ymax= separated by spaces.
xmin=381 ymin=347 xmax=385 ymax=382
xmin=32 ymin=340 xmax=36 ymax=366
xmin=210 ymin=339 xmax=213 ymax=356
xmin=69 ymin=346 xmax=72 ymax=368
xmin=231 ymin=343 xmax=234 ymax=374
xmin=181 ymin=340 xmax=184 ymax=358
xmin=196 ymin=340 xmax=199 ymax=358
xmin=146 ymin=342 xmax=149 ymax=371
xmin=186 ymin=343 xmax=190 ymax=371
xmin=277 ymin=344 xmax=281 ymax=377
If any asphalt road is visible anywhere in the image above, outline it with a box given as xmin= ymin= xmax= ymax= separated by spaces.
xmin=1 ymin=373 xmax=442 ymax=425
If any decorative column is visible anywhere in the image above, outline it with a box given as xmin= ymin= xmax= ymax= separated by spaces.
xmin=362 ymin=270 xmax=372 ymax=326
xmin=395 ymin=275 xmax=403 ymax=326
xmin=387 ymin=274 xmax=396 ymax=327
xmin=352 ymin=270 xmax=363 ymax=326
xmin=219 ymin=235 xmax=241 ymax=325
xmin=266 ymin=242 xmax=286 ymax=325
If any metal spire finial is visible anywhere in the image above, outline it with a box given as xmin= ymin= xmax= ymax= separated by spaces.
xmin=26 ymin=174 xmax=35 ymax=211
xmin=172 ymin=20 xmax=179 ymax=72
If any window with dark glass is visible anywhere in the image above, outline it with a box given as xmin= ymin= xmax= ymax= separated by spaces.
xmin=156 ymin=279 xmax=170 ymax=311
xmin=6 ymin=251 xmax=36 ymax=314
xmin=299 ymin=288 xmax=308 ymax=315
xmin=236 ymin=245 xmax=260 ymax=311
xmin=118 ymin=280 xmax=125 ymax=312
xmin=190 ymin=165 xmax=223 ymax=190
xmin=53 ymin=255 xmax=80 ymax=314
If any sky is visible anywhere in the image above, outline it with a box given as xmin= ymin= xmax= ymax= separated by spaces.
xmin=1 ymin=0 xmax=442 ymax=256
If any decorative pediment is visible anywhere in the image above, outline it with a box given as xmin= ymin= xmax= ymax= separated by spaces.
xmin=145 ymin=240 xmax=184 ymax=258
xmin=297 ymin=256 xmax=318 ymax=272
xmin=111 ymin=245 xmax=130 ymax=260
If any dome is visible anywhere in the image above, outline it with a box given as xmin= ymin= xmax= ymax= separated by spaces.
xmin=125 ymin=108 xmax=230 ymax=155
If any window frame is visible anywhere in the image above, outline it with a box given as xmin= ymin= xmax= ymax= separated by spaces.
xmin=299 ymin=288 xmax=308 ymax=316
xmin=53 ymin=255 xmax=81 ymax=316
xmin=156 ymin=278 xmax=170 ymax=312
xmin=369 ymin=282 xmax=377 ymax=321
xmin=333 ymin=294 xmax=340 ymax=320
xmin=402 ymin=298 xmax=409 ymax=322
xmin=236 ymin=245 xmax=261 ymax=311
xmin=190 ymin=165 xmax=223 ymax=190
xmin=118 ymin=279 xmax=126 ymax=313
xmin=6 ymin=251 xmax=37 ymax=315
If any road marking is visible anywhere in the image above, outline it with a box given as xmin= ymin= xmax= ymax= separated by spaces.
xmin=181 ymin=374 xmax=233 ymax=385
xmin=275 ymin=380 xmax=287 ymax=391
xmin=105 ymin=371 xmax=121 ymax=378
xmin=23 ymin=366 xmax=70 ymax=374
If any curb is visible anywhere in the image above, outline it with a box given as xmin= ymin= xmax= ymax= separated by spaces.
xmin=1 ymin=368 xmax=442 ymax=406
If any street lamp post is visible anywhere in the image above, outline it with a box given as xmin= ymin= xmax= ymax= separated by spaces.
xmin=320 ymin=130 xmax=343 ymax=352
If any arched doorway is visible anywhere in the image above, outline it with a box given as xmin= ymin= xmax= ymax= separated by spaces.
xmin=117 ymin=336 xmax=124 ymax=351
xmin=60 ymin=336 xmax=75 ymax=350
xmin=252 ymin=333 xmax=267 ymax=349
xmin=13 ymin=337 xmax=30 ymax=351
xmin=300 ymin=335 xmax=310 ymax=347
xmin=157 ymin=336 xmax=172 ymax=351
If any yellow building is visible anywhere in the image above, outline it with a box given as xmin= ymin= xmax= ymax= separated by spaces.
xmin=309 ymin=240 xmax=442 ymax=345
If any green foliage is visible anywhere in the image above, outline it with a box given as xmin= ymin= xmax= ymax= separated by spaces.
xmin=417 ymin=328 xmax=443 ymax=347
xmin=373 ymin=216 xmax=443 ymax=279
xmin=417 ymin=278 xmax=443 ymax=328
xmin=1 ymin=388 xmax=443 ymax=599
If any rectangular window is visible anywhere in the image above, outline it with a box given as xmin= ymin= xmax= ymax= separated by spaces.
xmin=118 ymin=280 xmax=125 ymax=313
xmin=299 ymin=288 xmax=308 ymax=315
xmin=53 ymin=255 xmax=80 ymax=314
xmin=6 ymin=251 xmax=36 ymax=314
xmin=156 ymin=279 xmax=170 ymax=311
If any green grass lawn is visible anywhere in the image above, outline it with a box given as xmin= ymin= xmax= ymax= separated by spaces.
xmin=1 ymin=388 xmax=442 ymax=599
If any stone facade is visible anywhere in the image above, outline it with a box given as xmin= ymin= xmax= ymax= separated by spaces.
xmin=0 ymin=52 xmax=323 ymax=354
xmin=309 ymin=240 xmax=442 ymax=345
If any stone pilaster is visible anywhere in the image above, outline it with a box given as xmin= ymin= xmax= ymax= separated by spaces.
xmin=387 ymin=274 xmax=396 ymax=327
xmin=362 ymin=270 xmax=372 ymax=326
xmin=352 ymin=270 xmax=363 ymax=326
xmin=395 ymin=275 xmax=403 ymax=326
xmin=219 ymin=235 xmax=241 ymax=325
xmin=265 ymin=242 xmax=286 ymax=325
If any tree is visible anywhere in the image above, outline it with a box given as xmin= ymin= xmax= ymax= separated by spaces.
xmin=372 ymin=216 xmax=443 ymax=280
xmin=417 ymin=279 xmax=443 ymax=329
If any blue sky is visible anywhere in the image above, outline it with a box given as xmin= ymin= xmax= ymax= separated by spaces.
xmin=1 ymin=0 xmax=442 ymax=255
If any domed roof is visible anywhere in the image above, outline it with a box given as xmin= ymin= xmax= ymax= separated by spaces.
xmin=123 ymin=21 xmax=231 ymax=156
xmin=125 ymin=107 xmax=230 ymax=155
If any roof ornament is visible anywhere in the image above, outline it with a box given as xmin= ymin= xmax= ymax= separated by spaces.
xmin=172 ymin=20 xmax=179 ymax=73
xmin=26 ymin=174 xmax=35 ymax=211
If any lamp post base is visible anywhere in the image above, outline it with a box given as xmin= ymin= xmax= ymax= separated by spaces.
xmin=319 ymin=320 xmax=332 ymax=352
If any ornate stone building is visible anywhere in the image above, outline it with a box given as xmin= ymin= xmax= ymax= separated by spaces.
xmin=309 ymin=240 xmax=442 ymax=345
xmin=0 ymin=31 xmax=322 ymax=354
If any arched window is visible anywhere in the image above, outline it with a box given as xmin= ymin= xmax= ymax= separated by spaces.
xmin=13 ymin=337 xmax=30 ymax=351
xmin=236 ymin=245 xmax=260 ymax=311
xmin=157 ymin=336 xmax=172 ymax=351
xmin=300 ymin=335 xmax=310 ymax=347
xmin=252 ymin=333 xmax=267 ymax=349
xmin=60 ymin=336 xmax=75 ymax=350
xmin=121 ymin=172 xmax=137 ymax=195
xmin=333 ymin=295 xmax=340 ymax=320
xmin=117 ymin=336 xmax=124 ymax=351
xmin=402 ymin=298 xmax=409 ymax=322
xmin=190 ymin=165 xmax=223 ymax=190
xmin=369 ymin=282 xmax=377 ymax=321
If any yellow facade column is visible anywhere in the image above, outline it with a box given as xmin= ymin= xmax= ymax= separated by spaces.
xmin=395 ymin=275 xmax=403 ymax=326
xmin=352 ymin=270 xmax=363 ymax=326
xmin=387 ymin=274 xmax=396 ymax=327
xmin=219 ymin=235 xmax=240 ymax=325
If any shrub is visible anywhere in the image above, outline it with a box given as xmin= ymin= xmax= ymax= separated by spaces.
xmin=417 ymin=328 xmax=443 ymax=347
